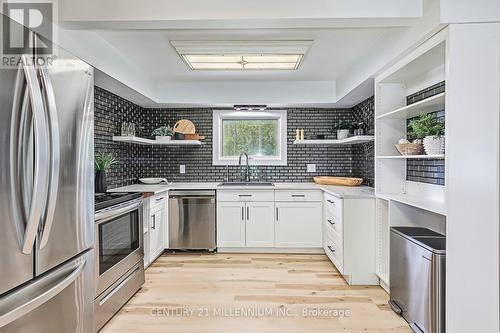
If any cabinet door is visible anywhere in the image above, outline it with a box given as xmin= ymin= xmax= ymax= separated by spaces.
xmin=217 ymin=202 xmax=246 ymax=247
xmin=275 ymin=202 xmax=323 ymax=248
xmin=149 ymin=204 xmax=166 ymax=261
xmin=246 ymin=202 xmax=275 ymax=247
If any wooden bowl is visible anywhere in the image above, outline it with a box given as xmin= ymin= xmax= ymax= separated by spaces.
xmin=313 ymin=176 xmax=363 ymax=186
xmin=395 ymin=143 xmax=423 ymax=156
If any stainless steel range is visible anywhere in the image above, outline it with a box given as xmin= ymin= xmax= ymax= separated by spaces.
xmin=94 ymin=193 xmax=145 ymax=332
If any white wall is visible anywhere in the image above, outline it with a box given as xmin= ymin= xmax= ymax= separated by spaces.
xmin=59 ymin=0 xmax=422 ymax=23
xmin=153 ymin=81 xmax=336 ymax=107
xmin=336 ymin=0 xmax=442 ymax=102
xmin=440 ymin=0 xmax=500 ymax=24
xmin=446 ymin=23 xmax=500 ymax=333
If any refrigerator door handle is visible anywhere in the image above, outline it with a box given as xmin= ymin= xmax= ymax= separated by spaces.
xmin=38 ymin=66 xmax=60 ymax=249
xmin=0 ymin=257 xmax=86 ymax=328
xmin=18 ymin=55 xmax=50 ymax=255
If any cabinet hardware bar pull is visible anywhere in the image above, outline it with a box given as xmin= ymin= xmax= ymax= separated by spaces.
xmin=247 ymin=206 xmax=249 ymax=220
xmin=276 ymin=207 xmax=279 ymax=221
xmin=242 ymin=206 xmax=245 ymax=220
xmin=327 ymin=246 xmax=335 ymax=253
xmin=328 ymin=219 xmax=335 ymax=225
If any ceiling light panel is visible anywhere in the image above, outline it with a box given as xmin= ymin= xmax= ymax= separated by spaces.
xmin=171 ymin=41 xmax=312 ymax=71
xmin=182 ymin=54 xmax=303 ymax=70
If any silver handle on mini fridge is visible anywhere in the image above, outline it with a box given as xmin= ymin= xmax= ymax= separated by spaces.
xmin=0 ymin=258 xmax=85 ymax=328
xmin=18 ymin=55 xmax=50 ymax=254
xmin=38 ymin=65 xmax=60 ymax=249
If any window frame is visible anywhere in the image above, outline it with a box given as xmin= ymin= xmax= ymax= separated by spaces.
xmin=212 ymin=110 xmax=287 ymax=166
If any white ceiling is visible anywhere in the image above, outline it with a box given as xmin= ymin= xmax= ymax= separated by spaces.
xmin=96 ymin=27 xmax=394 ymax=83
xmin=53 ymin=0 xmax=438 ymax=107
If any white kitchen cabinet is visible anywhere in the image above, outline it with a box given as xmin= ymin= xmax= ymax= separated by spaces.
xmin=275 ymin=201 xmax=323 ymax=248
xmin=149 ymin=203 xmax=166 ymax=261
xmin=323 ymin=192 xmax=378 ymax=285
xmin=217 ymin=200 xmax=275 ymax=248
xmin=245 ymin=202 xmax=275 ymax=247
xmin=217 ymin=201 xmax=246 ymax=247
xmin=143 ymin=193 xmax=168 ymax=268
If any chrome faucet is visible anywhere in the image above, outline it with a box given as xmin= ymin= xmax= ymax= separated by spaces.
xmin=238 ymin=152 xmax=250 ymax=182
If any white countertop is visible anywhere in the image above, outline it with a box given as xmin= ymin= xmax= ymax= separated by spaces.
xmin=108 ymin=182 xmax=374 ymax=199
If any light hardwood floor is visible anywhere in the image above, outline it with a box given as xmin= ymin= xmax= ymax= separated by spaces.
xmin=101 ymin=253 xmax=411 ymax=333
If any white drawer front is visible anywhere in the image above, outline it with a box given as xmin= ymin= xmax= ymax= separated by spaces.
xmin=324 ymin=193 xmax=342 ymax=217
xmin=217 ymin=190 xmax=275 ymax=202
xmin=325 ymin=218 xmax=343 ymax=245
xmin=325 ymin=209 xmax=343 ymax=237
xmin=324 ymin=235 xmax=343 ymax=273
xmin=150 ymin=193 xmax=167 ymax=210
xmin=275 ymin=190 xmax=323 ymax=202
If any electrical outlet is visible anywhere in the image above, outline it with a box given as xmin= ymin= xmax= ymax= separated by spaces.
xmin=307 ymin=164 xmax=316 ymax=173
xmin=180 ymin=165 xmax=186 ymax=174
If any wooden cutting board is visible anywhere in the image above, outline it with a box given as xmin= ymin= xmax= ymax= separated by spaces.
xmin=184 ymin=133 xmax=206 ymax=140
xmin=313 ymin=176 xmax=363 ymax=186
xmin=173 ymin=119 xmax=196 ymax=134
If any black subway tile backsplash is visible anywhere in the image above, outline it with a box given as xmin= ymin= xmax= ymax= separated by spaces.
xmin=94 ymin=86 xmax=375 ymax=188
xmin=406 ymin=81 xmax=446 ymax=186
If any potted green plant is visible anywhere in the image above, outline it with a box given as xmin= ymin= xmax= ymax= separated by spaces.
xmin=94 ymin=152 xmax=119 ymax=193
xmin=151 ymin=125 xmax=174 ymax=142
xmin=333 ymin=121 xmax=352 ymax=140
xmin=408 ymin=114 xmax=445 ymax=155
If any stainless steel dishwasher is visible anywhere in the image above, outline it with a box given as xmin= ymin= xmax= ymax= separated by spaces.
xmin=168 ymin=190 xmax=216 ymax=250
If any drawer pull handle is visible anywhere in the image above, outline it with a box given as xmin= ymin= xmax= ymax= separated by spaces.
xmin=328 ymin=219 xmax=335 ymax=225
xmin=155 ymin=198 xmax=164 ymax=202
xmin=327 ymin=246 xmax=335 ymax=253
xmin=327 ymin=199 xmax=335 ymax=205
xmin=291 ymin=194 xmax=305 ymax=197
xmin=239 ymin=194 xmax=252 ymax=197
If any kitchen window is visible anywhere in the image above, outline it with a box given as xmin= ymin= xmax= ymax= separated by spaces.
xmin=212 ymin=110 xmax=287 ymax=165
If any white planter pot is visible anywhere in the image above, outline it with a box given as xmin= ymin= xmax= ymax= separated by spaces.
xmin=155 ymin=136 xmax=172 ymax=142
xmin=337 ymin=129 xmax=350 ymax=140
xmin=423 ymin=135 xmax=445 ymax=155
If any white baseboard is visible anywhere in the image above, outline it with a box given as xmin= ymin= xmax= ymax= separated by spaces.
xmin=216 ymin=247 xmax=325 ymax=254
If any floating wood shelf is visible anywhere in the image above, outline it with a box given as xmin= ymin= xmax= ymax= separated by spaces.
xmin=293 ymin=135 xmax=374 ymax=145
xmin=112 ymin=136 xmax=202 ymax=146
xmin=377 ymin=93 xmax=445 ymax=120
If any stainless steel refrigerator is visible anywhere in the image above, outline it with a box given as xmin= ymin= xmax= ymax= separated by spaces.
xmin=0 ymin=14 xmax=95 ymax=332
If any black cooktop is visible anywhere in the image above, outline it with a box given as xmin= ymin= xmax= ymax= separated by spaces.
xmin=95 ymin=192 xmax=143 ymax=211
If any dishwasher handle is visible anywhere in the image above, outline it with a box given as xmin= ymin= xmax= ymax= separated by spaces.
xmin=169 ymin=190 xmax=215 ymax=197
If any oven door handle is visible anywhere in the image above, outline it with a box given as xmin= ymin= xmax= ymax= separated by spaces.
xmin=95 ymin=199 xmax=142 ymax=223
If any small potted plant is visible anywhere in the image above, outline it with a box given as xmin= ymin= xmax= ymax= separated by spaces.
xmin=94 ymin=152 xmax=119 ymax=193
xmin=151 ymin=125 xmax=174 ymax=142
xmin=408 ymin=114 xmax=445 ymax=155
xmin=333 ymin=121 xmax=352 ymax=140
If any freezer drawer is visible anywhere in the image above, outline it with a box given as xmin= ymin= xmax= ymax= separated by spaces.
xmin=390 ymin=228 xmax=445 ymax=333
xmin=0 ymin=250 xmax=94 ymax=333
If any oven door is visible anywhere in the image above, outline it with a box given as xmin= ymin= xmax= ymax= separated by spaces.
xmin=95 ymin=199 xmax=143 ymax=297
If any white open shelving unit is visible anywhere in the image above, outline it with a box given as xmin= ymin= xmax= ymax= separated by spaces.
xmin=293 ymin=135 xmax=374 ymax=145
xmin=112 ymin=136 xmax=203 ymax=146
xmin=374 ymin=29 xmax=448 ymax=291
xmin=376 ymin=154 xmax=445 ymax=159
